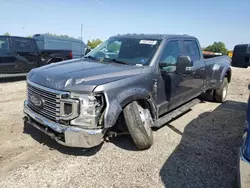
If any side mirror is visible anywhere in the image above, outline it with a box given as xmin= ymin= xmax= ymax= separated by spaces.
xmin=159 ymin=62 xmax=166 ymax=68
xmin=231 ymin=44 xmax=250 ymax=68
xmin=176 ymin=56 xmax=192 ymax=74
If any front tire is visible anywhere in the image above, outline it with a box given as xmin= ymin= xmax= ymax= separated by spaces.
xmin=214 ymin=77 xmax=228 ymax=103
xmin=123 ymin=101 xmax=154 ymax=150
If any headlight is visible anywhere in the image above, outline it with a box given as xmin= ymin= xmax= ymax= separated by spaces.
xmin=70 ymin=93 xmax=105 ymax=128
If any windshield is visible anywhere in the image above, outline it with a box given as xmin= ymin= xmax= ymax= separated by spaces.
xmin=0 ymin=37 xmax=9 ymax=50
xmin=86 ymin=37 xmax=162 ymax=65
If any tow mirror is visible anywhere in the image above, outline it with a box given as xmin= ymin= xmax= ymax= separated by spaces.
xmin=176 ymin=56 xmax=192 ymax=74
xmin=159 ymin=62 xmax=166 ymax=68
xmin=231 ymin=44 xmax=250 ymax=68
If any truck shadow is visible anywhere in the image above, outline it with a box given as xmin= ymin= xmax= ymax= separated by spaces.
xmin=159 ymin=100 xmax=247 ymax=188
xmin=23 ymin=121 xmax=102 ymax=156
xmin=110 ymin=134 xmax=138 ymax=151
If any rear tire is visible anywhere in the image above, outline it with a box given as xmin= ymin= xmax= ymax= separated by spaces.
xmin=214 ymin=77 xmax=228 ymax=103
xmin=123 ymin=101 xmax=154 ymax=150
xmin=199 ymin=89 xmax=214 ymax=102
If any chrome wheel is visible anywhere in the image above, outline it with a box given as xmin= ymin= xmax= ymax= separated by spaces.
xmin=138 ymin=105 xmax=153 ymax=136
xmin=222 ymin=84 xmax=228 ymax=100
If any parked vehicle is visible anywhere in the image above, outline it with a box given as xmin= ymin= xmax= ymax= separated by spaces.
xmin=33 ymin=34 xmax=86 ymax=59
xmin=23 ymin=34 xmax=231 ymax=150
xmin=0 ymin=35 xmax=73 ymax=78
xmin=231 ymin=44 xmax=250 ymax=188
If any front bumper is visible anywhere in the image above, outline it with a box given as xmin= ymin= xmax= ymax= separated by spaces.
xmin=23 ymin=100 xmax=104 ymax=148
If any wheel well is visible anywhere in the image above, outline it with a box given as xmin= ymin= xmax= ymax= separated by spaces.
xmin=114 ymin=99 xmax=155 ymax=132
xmin=225 ymin=69 xmax=231 ymax=83
xmin=135 ymin=99 xmax=156 ymax=120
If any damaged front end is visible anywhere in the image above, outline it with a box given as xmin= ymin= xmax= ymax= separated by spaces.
xmin=23 ymin=80 xmax=106 ymax=148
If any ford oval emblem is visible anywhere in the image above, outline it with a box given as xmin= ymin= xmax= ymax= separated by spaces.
xmin=30 ymin=94 xmax=44 ymax=108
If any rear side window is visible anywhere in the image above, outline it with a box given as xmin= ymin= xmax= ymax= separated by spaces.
xmin=247 ymin=45 xmax=250 ymax=53
xmin=0 ymin=37 xmax=9 ymax=50
xmin=12 ymin=37 xmax=34 ymax=51
xmin=183 ymin=40 xmax=200 ymax=61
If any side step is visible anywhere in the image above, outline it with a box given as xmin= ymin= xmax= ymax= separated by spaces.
xmin=0 ymin=73 xmax=27 ymax=78
xmin=154 ymin=98 xmax=201 ymax=128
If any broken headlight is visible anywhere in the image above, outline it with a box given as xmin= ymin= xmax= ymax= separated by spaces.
xmin=70 ymin=93 xmax=105 ymax=128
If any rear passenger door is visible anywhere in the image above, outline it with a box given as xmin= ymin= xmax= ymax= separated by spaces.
xmin=11 ymin=37 xmax=40 ymax=72
xmin=182 ymin=40 xmax=206 ymax=96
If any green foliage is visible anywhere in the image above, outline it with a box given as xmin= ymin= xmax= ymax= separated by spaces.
xmin=26 ymin=35 xmax=32 ymax=38
xmin=87 ymin=39 xmax=103 ymax=49
xmin=4 ymin=32 xmax=10 ymax=36
xmin=107 ymin=42 xmax=120 ymax=52
xmin=204 ymin=42 xmax=228 ymax=55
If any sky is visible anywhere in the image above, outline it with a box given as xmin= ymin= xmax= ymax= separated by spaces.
xmin=1 ymin=0 xmax=250 ymax=50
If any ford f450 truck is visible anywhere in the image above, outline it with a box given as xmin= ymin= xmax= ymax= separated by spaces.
xmin=23 ymin=34 xmax=231 ymax=149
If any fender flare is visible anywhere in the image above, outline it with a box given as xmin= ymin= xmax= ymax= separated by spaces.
xmin=218 ymin=66 xmax=231 ymax=88
xmin=103 ymin=88 xmax=157 ymax=128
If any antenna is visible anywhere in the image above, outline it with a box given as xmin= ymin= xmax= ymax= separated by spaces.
xmin=81 ymin=23 xmax=83 ymax=59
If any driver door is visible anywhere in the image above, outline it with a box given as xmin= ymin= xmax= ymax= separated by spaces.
xmin=156 ymin=40 xmax=195 ymax=116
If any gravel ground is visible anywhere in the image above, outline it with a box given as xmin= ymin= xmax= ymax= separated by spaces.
xmin=0 ymin=67 xmax=249 ymax=188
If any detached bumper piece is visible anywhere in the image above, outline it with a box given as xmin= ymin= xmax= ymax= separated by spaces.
xmin=23 ymin=100 xmax=104 ymax=148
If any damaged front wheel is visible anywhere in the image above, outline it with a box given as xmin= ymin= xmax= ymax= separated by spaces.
xmin=123 ymin=101 xmax=154 ymax=150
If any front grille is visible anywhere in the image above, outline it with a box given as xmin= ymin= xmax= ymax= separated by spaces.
xmin=27 ymin=82 xmax=64 ymax=121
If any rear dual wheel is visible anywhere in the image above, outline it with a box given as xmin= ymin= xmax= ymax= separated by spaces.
xmin=214 ymin=77 xmax=228 ymax=103
xmin=201 ymin=77 xmax=228 ymax=103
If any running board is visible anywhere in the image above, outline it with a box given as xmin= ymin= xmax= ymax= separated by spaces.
xmin=154 ymin=98 xmax=201 ymax=128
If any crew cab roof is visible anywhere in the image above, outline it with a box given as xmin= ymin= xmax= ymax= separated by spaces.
xmin=111 ymin=33 xmax=197 ymax=40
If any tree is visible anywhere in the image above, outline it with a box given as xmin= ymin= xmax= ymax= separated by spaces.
xmin=107 ymin=42 xmax=120 ymax=52
xmin=4 ymin=32 xmax=10 ymax=36
xmin=87 ymin=39 xmax=103 ymax=49
xmin=26 ymin=35 xmax=32 ymax=38
xmin=204 ymin=42 xmax=228 ymax=55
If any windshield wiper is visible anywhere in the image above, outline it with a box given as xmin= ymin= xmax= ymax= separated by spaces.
xmin=84 ymin=55 xmax=99 ymax=61
xmin=103 ymin=58 xmax=129 ymax=65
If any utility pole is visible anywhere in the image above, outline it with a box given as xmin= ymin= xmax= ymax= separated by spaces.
xmin=81 ymin=24 xmax=83 ymax=59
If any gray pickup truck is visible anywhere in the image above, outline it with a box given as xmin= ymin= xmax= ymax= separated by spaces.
xmin=23 ymin=34 xmax=231 ymax=149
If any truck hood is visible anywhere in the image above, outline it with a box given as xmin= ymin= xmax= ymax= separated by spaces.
xmin=27 ymin=59 xmax=143 ymax=92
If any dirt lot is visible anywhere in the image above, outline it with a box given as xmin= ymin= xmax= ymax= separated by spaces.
xmin=0 ymin=67 xmax=249 ymax=188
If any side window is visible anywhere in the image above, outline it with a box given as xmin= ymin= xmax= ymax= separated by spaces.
xmin=159 ymin=40 xmax=182 ymax=71
xmin=12 ymin=37 xmax=34 ymax=51
xmin=183 ymin=40 xmax=200 ymax=62
xmin=0 ymin=37 xmax=9 ymax=50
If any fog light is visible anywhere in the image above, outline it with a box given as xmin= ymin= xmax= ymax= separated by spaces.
xmin=64 ymin=103 xmax=72 ymax=115
xmin=59 ymin=99 xmax=79 ymax=120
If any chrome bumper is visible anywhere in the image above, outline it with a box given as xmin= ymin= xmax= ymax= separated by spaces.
xmin=238 ymin=148 xmax=250 ymax=188
xmin=23 ymin=100 xmax=104 ymax=148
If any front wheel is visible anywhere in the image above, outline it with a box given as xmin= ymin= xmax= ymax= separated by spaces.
xmin=123 ymin=101 xmax=154 ymax=150
xmin=214 ymin=77 xmax=228 ymax=103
